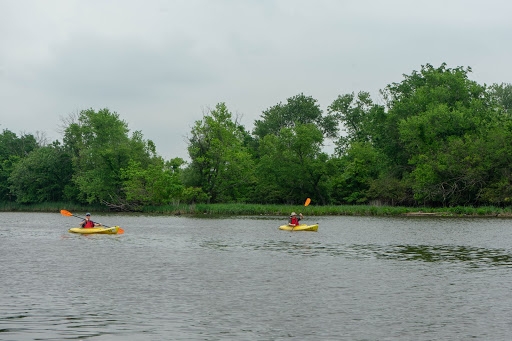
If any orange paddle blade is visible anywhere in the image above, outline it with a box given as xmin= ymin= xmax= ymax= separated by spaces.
xmin=117 ymin=227 xmax=125 ymax=234
xmin=304 ymin=198 xmax=311 ymax=206
xmin=60 ymin=209 xmax=73 ymax=217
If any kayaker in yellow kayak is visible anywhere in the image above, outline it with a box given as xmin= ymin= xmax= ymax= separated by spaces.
xmin=288 ymin=212 xmax=304 ymax=227
xmin=81 ymin=213 xmax=102 ymax=228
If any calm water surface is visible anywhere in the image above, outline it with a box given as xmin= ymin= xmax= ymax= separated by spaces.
xmin=1 ymin=212 xmax=512 ymax=340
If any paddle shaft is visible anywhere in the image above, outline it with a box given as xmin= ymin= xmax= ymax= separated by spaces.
xmin=61 ymin=210 xmax=106 ymax=227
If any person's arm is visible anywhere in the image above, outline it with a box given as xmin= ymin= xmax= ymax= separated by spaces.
xmin=80 ymin=220 xmax=86 ymax=227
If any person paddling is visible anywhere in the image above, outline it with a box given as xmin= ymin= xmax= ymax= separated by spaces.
xmin=81 ymin=213 xmax=101 ymax=228
xmin=288 ymin=212 xmax=303 ymax=227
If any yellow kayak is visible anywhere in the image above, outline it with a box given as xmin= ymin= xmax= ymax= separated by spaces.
xmin=68 ymin=226 xmax=122 ymax=235
xmin=279 ymin=224 xmax=318 ymax=232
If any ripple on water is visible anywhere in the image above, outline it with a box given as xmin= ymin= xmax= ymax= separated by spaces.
xmin=4 ymin=214 xmax=512 ymax=340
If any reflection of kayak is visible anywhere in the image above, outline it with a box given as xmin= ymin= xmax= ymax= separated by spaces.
xmin=279 ymin=224 xmax=318 ymax=232
xmin=68 ymin=226 xmax=122 ymax=234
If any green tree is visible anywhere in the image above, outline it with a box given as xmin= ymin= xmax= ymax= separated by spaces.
xmin=63 ymin=108 xmax=155 ymax=204
xmin=325 ymin=63 xmax=510 ymax=206
xmin=328 ymin=91 xmax=386 ymax=155
xmin=121 ymin=157 xmax=185 ymax=208
xmin=326 ymin=142 xmax=384 ymax=204
xmin=251 ymin=94 xmax=339 ymax=204
xmin=378 ymin=63 xmax=488 ymax=170
xmin=8 ymin=142 xmax=73 ymax=203
xmin=0 ymin=129 xmax=38 ymax=201
xmin=185 ymin=103 xmax=255 ymax=203
xmin=489 ymin=83 xmax=512 ymax=114
xmin=460 ymin=124 xmax=512 ymax=206
xmin=254 ymin=123 xmax=328 ymax=204
xmin=253 ymin=93 xmax=338 ymax=141
xmin=0 ymin=129 xmax=38 ymax=158
xmin=391 ymin=67 xmax=500 ymax=206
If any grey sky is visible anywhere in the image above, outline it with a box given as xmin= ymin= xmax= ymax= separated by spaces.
xmin=1 ymin=0 xmax=511 ymax=160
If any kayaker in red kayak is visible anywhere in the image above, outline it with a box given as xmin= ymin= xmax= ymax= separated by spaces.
xmin=81 ymin=213 xmax=101 ymax=228
xmin=288 ymin=212 xmax=303 ymax=227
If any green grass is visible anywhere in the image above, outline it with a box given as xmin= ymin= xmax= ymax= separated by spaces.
xmin=141 ymin=203 xmax=512 ymax=217
xmin=2 ymin=202 xmax=512 ymax=217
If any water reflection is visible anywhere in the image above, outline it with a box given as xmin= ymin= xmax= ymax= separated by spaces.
xmin=5 ymin=214 xmax=512 ymax=340
xmin=201 ymin=240 xmax=512 ymax=267
xmin=367 ymin=244 xmax=512 ymax=267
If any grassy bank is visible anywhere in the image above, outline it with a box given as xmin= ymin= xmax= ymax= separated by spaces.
xmin=2 ymin=202 xmax=512 ymax=217
xmin=173 ymin=204 xmax=512 ymax=217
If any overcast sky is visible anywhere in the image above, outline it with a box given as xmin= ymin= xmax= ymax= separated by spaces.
xmin=1 ymin=0 xmax=511 ymax=160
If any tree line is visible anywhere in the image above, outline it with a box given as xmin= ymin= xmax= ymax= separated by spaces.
xmin=2 ymin=63 xmax=512 ymax=209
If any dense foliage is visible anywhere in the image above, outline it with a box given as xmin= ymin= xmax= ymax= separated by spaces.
xmin=2 ymin=64 xmax=512 ymax=209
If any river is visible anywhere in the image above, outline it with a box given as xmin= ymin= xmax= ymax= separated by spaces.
xmin=1 ymin=212 xmax=512 ymax=340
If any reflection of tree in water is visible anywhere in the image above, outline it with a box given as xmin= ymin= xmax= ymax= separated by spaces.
xmin=201 ymin=239 xmax=324 ymax=255
xmin=200 ymin=240 xmax=231 ymax=251
xmin=258 ymin=240 xmax=317 ymax=254
xmin=200 ymin=239 xmax=512 ymax=267
xmin=366 ymin=244 xmax=512 ymax=267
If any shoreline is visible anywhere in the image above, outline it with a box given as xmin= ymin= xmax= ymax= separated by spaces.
xmin=2 ymin=202 xmax=512 ymax=218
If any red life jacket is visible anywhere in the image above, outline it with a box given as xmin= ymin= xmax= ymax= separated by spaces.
xmin=289 ymin=216 xmax=300 ymax=226
xmin=82 ymin=219 xmax=95 ymax=228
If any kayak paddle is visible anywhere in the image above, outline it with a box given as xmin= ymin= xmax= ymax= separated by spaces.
xmin=292 ymin=198 xmax=311 ymax=231
xmin=291 ymin=198 xmax=311 ymax=231
xmin=60 ymin=209 xmax=124 ymax=234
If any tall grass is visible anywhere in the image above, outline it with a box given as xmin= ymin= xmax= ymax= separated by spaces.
xmin=1 ymin=202 xmax=512 ymax=217
xmin=142 ymin=203 xmax=512 ymax=217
